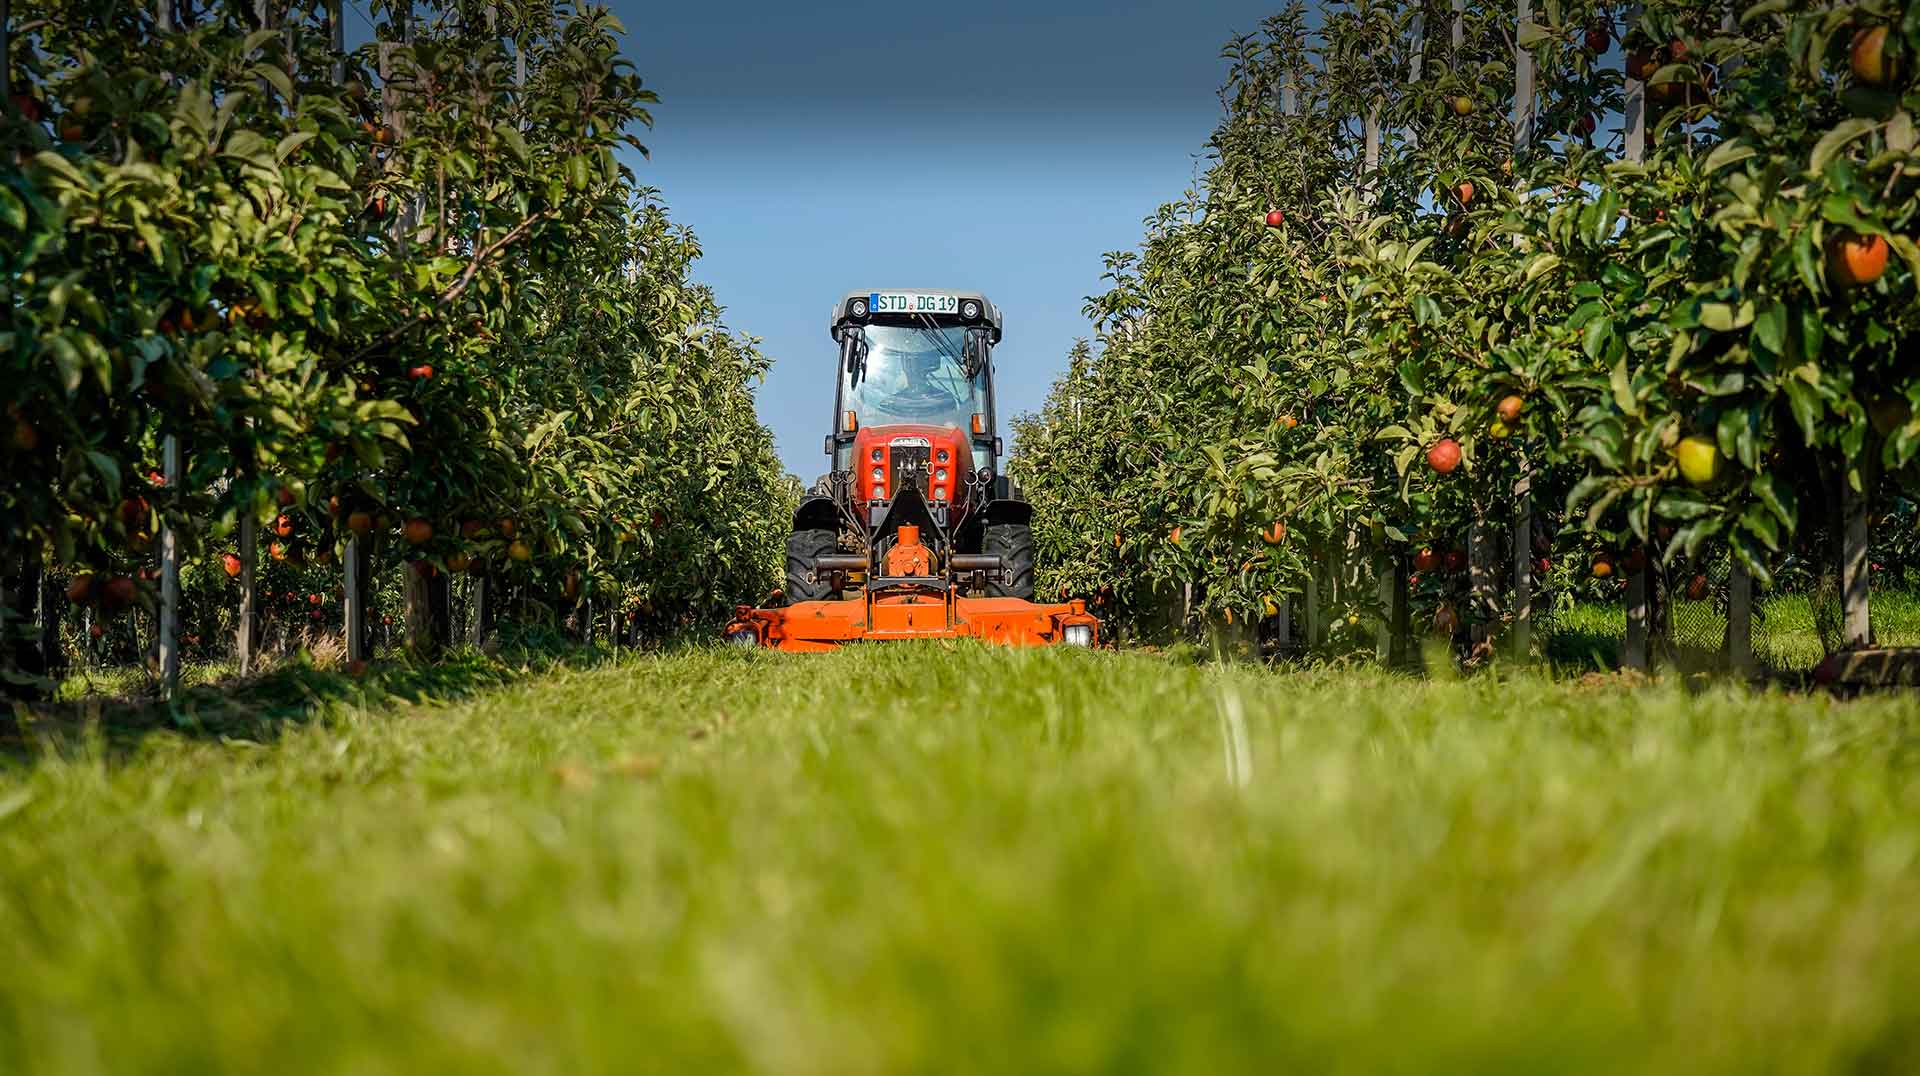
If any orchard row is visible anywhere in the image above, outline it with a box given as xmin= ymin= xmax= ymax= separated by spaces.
xmin=1013 ymin=0 xmax=1920 ymax=661
xmin=2 ymin=0 xmax=791 ymax=697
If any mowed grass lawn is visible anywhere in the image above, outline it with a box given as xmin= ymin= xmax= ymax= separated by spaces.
xmin=4 ymin=645 xmax=1920 ymax=1074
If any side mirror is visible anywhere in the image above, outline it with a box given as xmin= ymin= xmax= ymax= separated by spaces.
xmin=962 ymin=329 xmax=987 ymax=379
xmin=994 ymin=437 xmax=1004 ymax=455
xmin=841 ymin=328 xmax=867 ymax=387
xmin=823 ymin=434 xmax=835 ymax=457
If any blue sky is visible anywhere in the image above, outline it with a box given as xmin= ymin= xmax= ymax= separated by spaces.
xmin=608 ymin=0 xmax=1280 ymax=479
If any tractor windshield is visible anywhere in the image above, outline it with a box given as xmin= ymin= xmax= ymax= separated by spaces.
xmin=845 ymin=323 xmax=986 ymax=430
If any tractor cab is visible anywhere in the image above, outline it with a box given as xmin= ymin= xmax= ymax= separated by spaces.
xmin=825 ymin=290 xmax=1010 ymax=530
xmin=722 ymin=289 xmax=1098 ymax=651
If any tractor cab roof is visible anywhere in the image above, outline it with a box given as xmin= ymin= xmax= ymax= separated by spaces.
xmin=831 ymin=289 xmax=1002 ymax=343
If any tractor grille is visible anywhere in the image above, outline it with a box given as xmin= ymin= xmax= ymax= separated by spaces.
xmin=889 ymin=444 xmax=930 ymax=497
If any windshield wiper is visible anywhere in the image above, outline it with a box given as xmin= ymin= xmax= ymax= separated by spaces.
xmin=913 ymin=312 xmax=968 ymax=370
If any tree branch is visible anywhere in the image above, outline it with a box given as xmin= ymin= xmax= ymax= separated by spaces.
xmin=347 ymin=207 xmax=561 ymax=365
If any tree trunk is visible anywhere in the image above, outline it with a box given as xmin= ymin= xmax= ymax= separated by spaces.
xmin=405 ymin=566 xmax=450 ymax=658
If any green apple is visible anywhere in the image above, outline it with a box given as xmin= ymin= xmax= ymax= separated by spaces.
xmin=1675 ymin=435 xmax=1723 ymax=487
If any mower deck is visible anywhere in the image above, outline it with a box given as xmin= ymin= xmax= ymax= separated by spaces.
xmin=727 ymin=591 xmax=1099 ymax=652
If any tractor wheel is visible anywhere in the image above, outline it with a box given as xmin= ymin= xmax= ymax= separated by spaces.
xmin=785 ymin=529 xmax=839 ymax=603
xmin=982 ymin=523 xmax=1035 ymax=601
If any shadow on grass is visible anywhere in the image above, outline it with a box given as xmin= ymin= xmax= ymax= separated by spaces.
xmin=2 ymin=644 xmax=620 ymax=765
xmin=1541 ymin=626 xmax=1621 ymax=674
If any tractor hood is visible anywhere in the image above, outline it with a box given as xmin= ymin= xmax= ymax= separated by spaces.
xmin=851 ymin=424 xmax=975 ymax=505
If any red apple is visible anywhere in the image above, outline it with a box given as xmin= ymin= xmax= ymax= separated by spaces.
xmin=1264 ymin=209 xmax=1285 ymax=228
xmin=101 ymin=575 xmax=136 ymax=613
xmin=1427 ymin=439 xmax=1462 ymax=474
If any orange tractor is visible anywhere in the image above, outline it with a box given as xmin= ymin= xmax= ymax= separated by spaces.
xmin=725 ymin=289 xmax=1099 ymax=651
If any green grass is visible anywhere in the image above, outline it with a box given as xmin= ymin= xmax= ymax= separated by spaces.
xmin=1541 ymin=589 xmax=1920 ymax=674
xmin=5 ymin=645 xmax=1920 ymax=1073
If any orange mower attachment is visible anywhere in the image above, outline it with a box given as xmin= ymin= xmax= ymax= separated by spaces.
xmin=725 ymin=525 xmax=1099 ymax=652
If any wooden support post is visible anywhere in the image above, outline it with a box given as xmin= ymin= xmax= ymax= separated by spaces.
xmin=1274 ymin=594 xmax=1292 ymax=654
xmin=344 ymin=538 xmax=370 ymax=662
xmin=1513 ymin=0 xmax=1535 ymax=150
xmin=236 ymin=513 xmax=258 ymax=674
xmin=1304 ymin=568 xmax=1324 ymax=649
xmin=1376 ymin=553 xmax=1406 ymax=666
xmin=470 ymin=573 xmax=494 ymax=647
xmin=1404 ymin=10 xmax=1425 ymax=149
xmin=1623 ymin=566 xmax=1650 ymax=671
xmin=1468 ymin=513 xmax=1496 ymax=647
xmin=1451 ymin=0 xmax=1464 ymax=52
xmin=1617 ymin=6 xmax=1648 ymax=670
xmin=1623 ymin=6 xmax=1647 ymax=162
xmin=157 ymin=435 xmax=182 ymax=698
xmin=1408 ymin=13 xmax=1424 ymax=84
xmin=1506 ymin=3 xmax=1536 ymax=660
xmin=331 ymin=0 xmax=346 ymax=77
xmin=1841 ymin=480 xmax=1871 ymax=648
xmin=1363 ymin=103 xmax=1382 ymax=174
xmin=1510 ymin=466 xmax=1533 ymax=659
xmin=1724 ymin=559 xmax=1754 ymax=674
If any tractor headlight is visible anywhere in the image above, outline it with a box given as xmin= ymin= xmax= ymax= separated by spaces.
xmin=1063 ymin=624 xmax=1094 ymax=647
xmin=935 ymin=468 xmax=948 ymax=482
xmin=871 ymin=467 xmax=884 ymax=483
xmin=871 ymin=447 xmax=883 ymax=462
xmin=850 ymin=297 xmax=869 ymax=317
xmin=727 ymin=628 xmax=758 ymax=648
xmin=936 ymin=448 xmax=950 ymax=463
xmin=961 ymin=300 xmax=981 ymax=320
xmin=934 ymin=487 xmax=948 ymax=501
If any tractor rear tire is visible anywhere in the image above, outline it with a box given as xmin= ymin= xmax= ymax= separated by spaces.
xmin=982 ymin=523 xmax=1035 ymax=601
xmin=785 ymin=529 xmax=840 ymax=603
